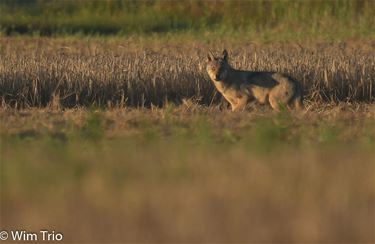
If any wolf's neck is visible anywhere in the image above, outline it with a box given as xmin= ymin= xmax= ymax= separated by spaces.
xmin=223 ymin=65 xmax=237 ymax=84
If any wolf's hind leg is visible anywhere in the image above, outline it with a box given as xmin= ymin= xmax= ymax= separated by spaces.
xmin=293 ymin=95 xmax=304 ymax=110
xmin=269 ymin=84 xmax=294 ymax=111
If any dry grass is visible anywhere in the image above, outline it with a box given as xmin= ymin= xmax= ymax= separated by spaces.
xmin=1 ymin=37 xmax=374 ymax=109
xmin=1 ymin=104 xmax=374 ymax=242
xmin=1 ymin=102 xmax=374 ymax=138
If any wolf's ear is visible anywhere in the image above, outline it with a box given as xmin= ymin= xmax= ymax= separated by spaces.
xmin=207 ymin=51 xmax=214 ymax=62
xmin=222 ymin=49 xmax=228 ymax=62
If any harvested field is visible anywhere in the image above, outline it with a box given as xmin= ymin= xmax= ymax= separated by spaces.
xmin=1 ymin=38 xmax=374 ymax=109
xmin=1 ymin=104 xmax=374 ymax=242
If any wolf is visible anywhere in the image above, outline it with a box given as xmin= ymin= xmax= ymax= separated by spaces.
xmin=206 ymin=49 xmax=303 ymax=111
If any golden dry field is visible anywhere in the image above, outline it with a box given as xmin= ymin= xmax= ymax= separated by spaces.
xmin=1 ymin=38 xmax=374 ymax=109
xmin=1 ymin=103 xmax=375 ymax=242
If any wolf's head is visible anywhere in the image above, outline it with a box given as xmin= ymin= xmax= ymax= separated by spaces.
xmin=206 ymin=49 xmax=230 ymax=82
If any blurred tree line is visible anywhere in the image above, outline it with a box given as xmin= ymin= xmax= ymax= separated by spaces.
xmin=0 ymin=0 xmax=374 ymax=36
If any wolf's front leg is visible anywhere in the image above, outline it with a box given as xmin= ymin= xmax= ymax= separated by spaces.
xmin=232 ymin=96 xmax=248 ymax=111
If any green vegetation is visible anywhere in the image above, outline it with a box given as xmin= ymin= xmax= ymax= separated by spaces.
xmin=1 ymin=0 xmax=374 ymax=41
xmin=1 ymin=106 xmax=374 ymax=241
